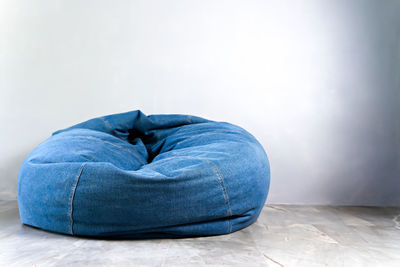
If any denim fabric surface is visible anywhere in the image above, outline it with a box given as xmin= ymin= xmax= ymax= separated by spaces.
xmin=17 ymin=110 xmax=270 ymax=238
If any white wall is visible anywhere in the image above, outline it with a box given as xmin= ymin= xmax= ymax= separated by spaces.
xmin=1 ymin=0 xmax=399 ymax=205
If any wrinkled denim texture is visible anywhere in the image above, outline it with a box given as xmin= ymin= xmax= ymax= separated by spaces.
xmin=17 ymin=110 xmax=270 ymax=238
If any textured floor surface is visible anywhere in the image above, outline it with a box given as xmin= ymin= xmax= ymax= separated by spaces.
xmin=0 ymin=199 xmax=399 ymax=266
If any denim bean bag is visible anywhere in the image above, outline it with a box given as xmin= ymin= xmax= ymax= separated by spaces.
xmin=18 ymin=110 xmax=270 ymax=238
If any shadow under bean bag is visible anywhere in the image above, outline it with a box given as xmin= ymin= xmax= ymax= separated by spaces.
xmin=17 ymin=110 xmax=270 ymax=238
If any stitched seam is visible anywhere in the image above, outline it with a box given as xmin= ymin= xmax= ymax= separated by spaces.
xmin=100 ymin=117 xmax=123 ymax=139
xmin=56 ymin=135 xmax=146 ymax=165
xmin=204 ymin=159 xmax=232 ymax=233
xmin=172 ymin=130 xmax=244 ymax=150
xmin=100 ymin=117 xmax=146 ymax=164
xmin=147 ymin=155 xmax=233 ymax=232
xmin=70 ymin=162 xmax=87 ymax=235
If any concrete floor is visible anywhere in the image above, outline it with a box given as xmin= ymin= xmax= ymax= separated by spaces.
xmin=0 ymin=199 xmax=399 ymax=266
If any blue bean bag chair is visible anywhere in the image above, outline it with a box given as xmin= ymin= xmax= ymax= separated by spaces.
xmin=17 ymin=110 xmax=270 ymax=238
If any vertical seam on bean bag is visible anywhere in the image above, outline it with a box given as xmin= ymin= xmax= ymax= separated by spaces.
xmin=205 ymin=160 xmax=232 ymax=233
xmin=69 ymin=162 xmax=87 ymax=235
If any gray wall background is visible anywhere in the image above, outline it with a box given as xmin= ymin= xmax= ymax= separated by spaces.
xmin=1 ymin=0 xmax=399 ymax=206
